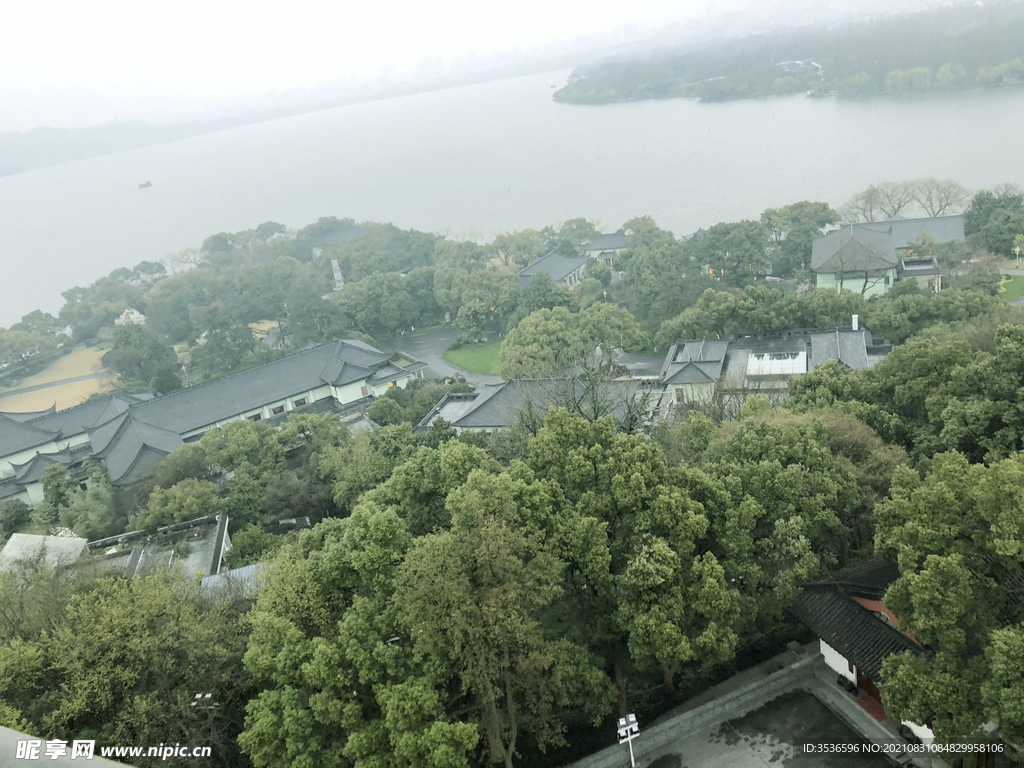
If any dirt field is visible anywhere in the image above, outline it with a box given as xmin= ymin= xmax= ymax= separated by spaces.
xmin=0 ymin=376 xmax=114 ymax=413
xmin=0 ymin=346 xmax=112 ymax=413
xmin=0 ymin=346 xmax=106 ymax=392
xmin=249 ymin=320 xmax=279 ymax=340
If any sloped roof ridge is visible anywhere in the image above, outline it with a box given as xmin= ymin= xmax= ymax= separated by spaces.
xmin=0 ymin=411 xmax=60 ymax=437
xmin=11 ymin=449 xmax=73 ymax=482
xmin=806 ymin=556 xmax=901 ymax=599
xmin=0 ymin=404 xmax=57 ymax=422
xmin=109 ymin=339 xmax=355 ymax=412
xmin=21 ymin=393 xmax=143 ymax=428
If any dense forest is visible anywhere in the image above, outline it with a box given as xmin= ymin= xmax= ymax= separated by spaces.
xmin=554 ymin=1 xmax=1024 ymax=104
xmin=2 ymin=181 xmax=1024 ymax=765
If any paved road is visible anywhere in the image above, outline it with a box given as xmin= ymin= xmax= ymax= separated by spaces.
xmin=379 ymin=327 xmax=503 ymax=389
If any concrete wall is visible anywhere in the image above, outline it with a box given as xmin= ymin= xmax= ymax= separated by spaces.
xmin=561 ymin=655 xmax=819 ymax=768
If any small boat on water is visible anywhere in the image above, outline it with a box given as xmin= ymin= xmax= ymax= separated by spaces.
xmin=138 ymin=181 xmax=152 ymax=189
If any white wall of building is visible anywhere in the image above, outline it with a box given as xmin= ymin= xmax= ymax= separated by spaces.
xmin=0 ymin=433 xmax=89 ymax=478
xmin=900 ymin=720 xmax=934 ymax=745
xmin=820 ymin=639 xmax=857 ymax=683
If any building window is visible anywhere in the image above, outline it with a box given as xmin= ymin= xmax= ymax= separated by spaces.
xmin=884 ymin=275 xmax=890 ymax=286
xmin=294 ymin=398 xmax=307 ymax=407
xmin=361 ymin=386 xmax=369 ymax=396
xmin=271 ymin=406 xmax=284 ymax=415
xmin=79 ymin=482 xmax=88 ymax=491
xmin=249 ymin=413 xmax=262 ymax=422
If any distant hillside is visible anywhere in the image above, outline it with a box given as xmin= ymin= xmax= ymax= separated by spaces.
xmin=554 ymin=0 xmax=1024 ymax=105
xmin=0 ymin=120 xmax=243 ymax=178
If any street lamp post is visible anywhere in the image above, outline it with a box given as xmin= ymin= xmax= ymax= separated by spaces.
xmin=617 ymin=714 xmax=640 ymax=767
xmin=1016 ymin=245 xmax=1021 ymax=269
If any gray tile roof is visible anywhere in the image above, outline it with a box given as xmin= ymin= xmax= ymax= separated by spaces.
xmin=518 ymin=251 xmax=589 ymax=285
xmin=104 ymin=339 xmax=414 ymax=435
xmin=88 ymin=412 xmax=184 ymax=484
xmin=585 ymin=232 xmax=628 ymax=251
xmin=855 ymin=215 xmax=964 ymax=250
xmin=811 ymin=226 xmax=898 ymax=274
xmin=24 ymin=394 xmax=146 ymax=437
xmin=1 ymin=340 xmax=425 ymax=497
xmin=0 ymin=405 xmax=55 ymax=422
xmin=201 ymin=562 xmax=265 ymax=598
xmin=0 ymin=482 xmax=23 ymax=500
xmin=659 ymin=340 xmax=730 ymax=385
xmin=0 ymin=413 xmax=59 ymax=455
xmin=789 ymin=557 xmax=922 ymax=680
xmin=10 ymin=447 xmax=75 ymax=484
xmin=416 ymin=392 xmax=482 ymax=428
xmin=818 ymin=557 xmax=903 ymax=600
xmin=418 ymin=379 xmax=655 ymax=431
xmin=659 ymin=329 xmax=890 ymax=390
xmin=809 ymin=329 xmax=870 ymax=370
xmin=789 ymin=584 xmax=923 ymax=680
xmin=0 ymin=534 xmax=87 ymax=571
xmin=898 ymin=257 xmax=940 ymax=278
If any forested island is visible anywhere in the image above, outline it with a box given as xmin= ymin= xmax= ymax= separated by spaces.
xmin=2 ymin=180 xmax=1024 ymax=766
xmin=554 ymin=1 xmax=1024 ymax=105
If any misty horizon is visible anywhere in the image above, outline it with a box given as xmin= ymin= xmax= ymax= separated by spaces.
xmin=2 ymin=0 xmax=954 ymax=133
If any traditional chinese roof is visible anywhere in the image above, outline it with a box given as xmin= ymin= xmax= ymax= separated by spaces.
xmin=584 ymin=232 xmax=628 ymax=252
xmin=518 ymin=251 xmax=589 ymax=286
xmin=788 ymin=557 xmax=923 ymax=680
xmin=855 ymin=215 xmax=964 ymax=250
xmin=0 ymin=533 xmax=88 ymax=571
xmin=0 ymin=340 xmax=425 ymax=496
xmin=0 ymin=413 xmax=60 ymax=455
xmin=417 ymin=379 xmax=656 ymax=432
xmin=659 ymin=340 xmax=730 ymax=385
xmin=811 ymin=226 xmax=898 ymax=275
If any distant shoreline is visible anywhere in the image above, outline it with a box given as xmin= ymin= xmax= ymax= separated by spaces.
xmin=552 ymin=79 xmax=1024 ymax=108
xmin=0 ymin=66 xmax=576 ymax=180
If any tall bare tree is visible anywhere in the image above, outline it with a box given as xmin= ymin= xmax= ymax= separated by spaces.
xmin=841 ymin=185 xmax=884 ymax=222
xmin=912 ymin=178 xmax=970 ymax=217
xmin=876 ymin=181 xmax=917 ymax=219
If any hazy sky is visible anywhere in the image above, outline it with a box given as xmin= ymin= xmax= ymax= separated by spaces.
xmin=1 ymin=0 xmax=747 ymax=131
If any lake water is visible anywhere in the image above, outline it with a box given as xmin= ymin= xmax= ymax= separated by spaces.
xmin=2 ymin=70 xmax=1024 ymax=326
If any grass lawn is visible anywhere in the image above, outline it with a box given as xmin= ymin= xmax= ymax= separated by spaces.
xmin=999 ymin=276 xmax=1024 ymax=304
xmin=442 ymin=339 xmax=502 ymax=375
